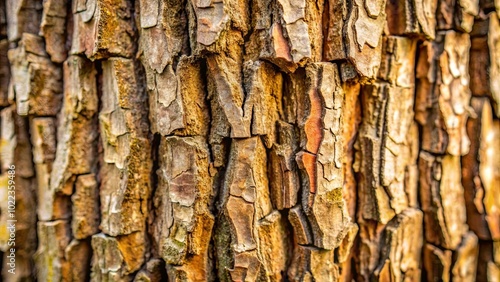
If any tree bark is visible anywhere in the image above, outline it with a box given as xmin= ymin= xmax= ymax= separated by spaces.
xmin=0 ymin=0 xmax=499 ymax=281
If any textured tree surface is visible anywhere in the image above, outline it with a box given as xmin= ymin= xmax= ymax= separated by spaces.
xmin=0 ymin=0 xmax=499 ymax=281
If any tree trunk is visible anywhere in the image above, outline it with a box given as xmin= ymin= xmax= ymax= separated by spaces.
xmin=0 ymin=0 xmax=499 ymax=281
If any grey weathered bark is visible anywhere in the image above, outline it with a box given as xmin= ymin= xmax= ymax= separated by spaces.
xmin=0 ymin=0 xmax=499 ymax=281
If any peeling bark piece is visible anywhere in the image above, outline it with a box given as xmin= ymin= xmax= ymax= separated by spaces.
xmin=323 ymin=0 xmax=347 ymax=61
xmin=146 ymin=64 xmax=184 ymax=135
xmin=172 ymin=57 xmax=210 ymax=137
xmin=195 ymin=0 xmax=250 ymax=50
xmin=355 ymin=83 xmax=416 ymax=224
xmin=216 ymin=137 xmax=287 ymax=280
xmin=153 ymin=136 xmax=214 ymax=281
xmin=266 ymin=22 xmax=297 ymax=72
xmin=296 ymin=151 xmax=317 ymax=195
xmin=245 ymin=0 xmax=284 ymax=69
xmin=309 ymin=248 xmax=339 ymax=281
xmin=91 ymin=234 xmax=128 ymax=281
xmin=99 ymin=58 xmax=151 ymax=237
xmin=139 ymin=0 xmax=188 ymax=73
xmin=7 ymin=33 xmax=62 ymax=116
xmin=243 ymin=60 xmax=283 ymax=148
xmin=378 ymin=36 xmax=418 ymax=88
xmin=462 ymin=98 xmax=500 ymax=240
xmin=40 ymin=0 xmax=68 ymax=63
xmin=139 ymin=24 xmax=169 ymax=74
xmin=139 ymin=0 xmax=159 ymax=28
xmin=385 ymin=0 xmax=437 ymax=39
xmin=91 ymin=232 xmax=146 ymax=281
xmin=117 ymin=232 xmax=147 ymax=274
xmin=225 ymin=137 xmax=272 ymax=232
xmin=436 ymin=0 xmax=456 ymax=30
xmin=5 ymin=0 xmax=42 ymax=41
xmin=229 ymin=252 xmax=261 ymax=282
xmin=227 ymin=196 xmax=257 ymax=249
xmin=71 ymin=0 xmax=135 ymax=60
xmin=296 ymin=63 xmax=350 ymax=250
xmin=269 ymin=121 xmax=300 ymax=210
xmin=322 ymin=0 xmax=345 ymax=61
xmin=451 ymin=232 xmax=479 ymax=281
xmin=419 ymin=152 xmax=468 ymax=250
xmin=297 ymin=64 xmax=334 ymax=155
xmin=304 ymin=0 xmax=325 ymax=62
xmin=373 ymin=208 xmax=424 ymax=281
xmin=139 ymin=0 xmax=193 ymax=135
xmin=50 ymin=56 xmax=98 ymax=197
xmin=34 ymin=220 xmax=71 ymax=282
xmin=188 ymin=0 xmax=249 ymax=51
xmin=436 ymin=0 xmax=479 ymax=32
xmin=72 ymin=174 xmax=100 ymax=239
xmin=145 ymin=57 xmax=209 ymax=137
xmin=207 ymin=52 xmax=250 ymax=139
xmin=247 ymin=0 xmax=319 ymax=72
xmin=455 ymin=0 xmax=480 ymax=32
xmin=416 ymin=31 xmax=472 ymax=156
xmin=288 ymin=246 xmax=339 ymax=281
xmin=423 ymin=244 xmax=452 ymax=282
xmin=288 ymin=206 xmax=313 ymax=245
xmin=275 ymin=0 xmax=312 ymax=64
xmin=344 ymin=0 xmax=387 ymax=79
xmin=189 ymin=0 xmax=230 ymax=46
xmin=32 ymin=117 xmax=70 ymax=221
xmin=297 ymin=67 xmax=323 ymax=155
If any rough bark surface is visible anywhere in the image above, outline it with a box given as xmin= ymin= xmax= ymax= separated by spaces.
xmin=0 ymin=0 xmax=499 ymax=281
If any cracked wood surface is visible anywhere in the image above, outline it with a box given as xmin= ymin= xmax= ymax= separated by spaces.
xmin=1 ymin=0 xmax=499 ymax=281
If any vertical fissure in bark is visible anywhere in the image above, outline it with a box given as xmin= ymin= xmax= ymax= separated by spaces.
xmin=2 ymin=0 xmax=500 ymax=280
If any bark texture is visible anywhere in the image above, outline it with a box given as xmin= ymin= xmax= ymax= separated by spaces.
xmin=0 ymin=0 xmax=499 ymax=281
